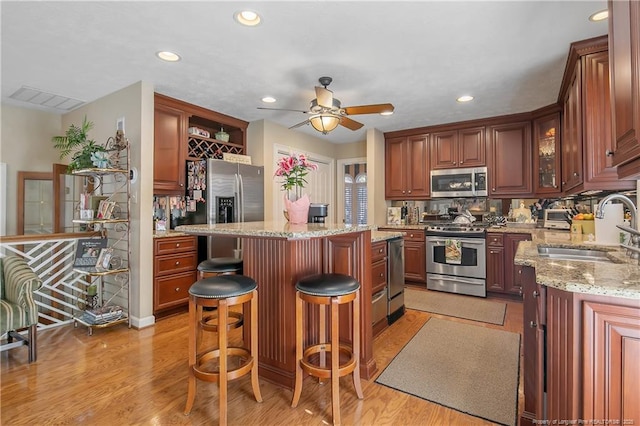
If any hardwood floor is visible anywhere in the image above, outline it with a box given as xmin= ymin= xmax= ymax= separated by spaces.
xmin=1 ymin=291 xmax=523 ymax=425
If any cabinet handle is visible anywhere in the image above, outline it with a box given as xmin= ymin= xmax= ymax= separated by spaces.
xmin=492 ymin=187 xmax=496 ymax=191
xmin=175 ymin=261 xmax=180 ymax=266
xmin=553 ymin=185 xmax=558 ymax=188
xmin=380 ymin=273 xmax=384 ymax=277
xmin=562 ymin=181 xmax=566 ymax=185
xmin=453 ymin=161 xmax=457 ymax=165
xmin=519 ymin=288 xmax=523 ymax=296
xmin=176 ymin=243 xmax=180 ymax=248
xmin=605 ymin=149 xmax=614 ymax=157
xmin=533 ymin=290 xmax=539 ymax=298
xmin=573 ymin=172 xmax=579 ymax=177
xmin=378 ymin=248 xmax=384 ymax=253
xmin=402 ymin=190 xmax=406 ymax=194
xmin=175 ymin=287 xmax=180 ymax=292
xmin=180 ymin=183 xmax=184 ymax=187
xmin=409 ymin=234 xmax=414 ymax=238
xmin=530 ymin=321 xmax=537 ymax=328
xmin=408 ymin=190 xmax=412 ymax=194
xmin=518 ymin=270 xmax=522 ymax=275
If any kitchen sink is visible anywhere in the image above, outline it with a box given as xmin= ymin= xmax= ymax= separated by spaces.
xmin=537 ymin=246 xmax=613 ymax=263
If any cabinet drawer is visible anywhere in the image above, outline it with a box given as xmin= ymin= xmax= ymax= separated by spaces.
xmin=372 ymin=259 xmax=388 ymax=294
xmin=154 ymin=252 xmax=198 ymax=276
xmin=487 ymin=233 xmax=504 ymax=247
xmin=154 ymin=236 xmax=197 ymax=255
xmin=154 ymin=271 xmax=196 ymax=311
xmin=372 ymin=241 xmax=387 ymax=262
xmin=400 ymin=229 xmax=425 ymax=242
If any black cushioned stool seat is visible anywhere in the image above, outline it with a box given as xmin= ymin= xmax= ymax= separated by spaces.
xmin=184 ymin=275 xmax=262 ymax=425
xmin=197 ymin=257 xmax=243 ymax=279
xmin=291 ymin=273 xmax=364 ymax=425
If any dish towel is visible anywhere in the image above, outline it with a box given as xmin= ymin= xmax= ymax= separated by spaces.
xmin=445 ymin=239 xmax=462 ymax=264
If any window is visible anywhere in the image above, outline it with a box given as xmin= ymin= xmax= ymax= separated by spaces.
xmin=344 ymin=172 xmax=367 ymax=225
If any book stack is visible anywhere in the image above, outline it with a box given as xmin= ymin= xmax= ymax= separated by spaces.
xmin=82 ymin=305 xmax=124 ymax=324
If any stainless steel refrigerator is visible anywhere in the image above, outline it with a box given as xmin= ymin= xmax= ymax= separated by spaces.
xmin=185 ymin=159 xmax=264 ymax=259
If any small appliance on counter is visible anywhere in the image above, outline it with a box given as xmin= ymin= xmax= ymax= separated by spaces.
xmin=308 ymin=203 xmax=328 ymax=223
xmin=543 ymin=208 xmax=571 ymax=230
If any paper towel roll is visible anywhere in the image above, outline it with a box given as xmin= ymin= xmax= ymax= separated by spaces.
xmin=595 ymin=203 xmax=624 ymax=245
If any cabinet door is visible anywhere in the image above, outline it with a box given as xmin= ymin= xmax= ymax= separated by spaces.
xmin=385 ymin=137 xmax=408 ymax=198
xmin=582 ymin=301 xmax=640 ymax=423
xmin=609 ymin=0 xmax=640 ymax=171
xmin=488 ymin=121 xmax=533 ymax=196
xmin=486 ymin=245 xmax=504 ymax=292
xmin=404 ymin=241 xmax=426 ymax=284
xmin=430 ymin=131 xmax=458 ymax=169
xmin=406 ymin=135 xmax=430 ymax=197
xmin=562 ymin=63 xmax=584 ymax=191
xmin=154 ymin=101 xmax=187 ymax=193
xmin=521 ymin=266 xmax=544 ymax=426
xmin=533 ymin=113 xmax=561 ymax=195
xmin=504 ymin=233 xmax=531 ymax=296
xmin=458 ymin=126 xmax=486 ymax=167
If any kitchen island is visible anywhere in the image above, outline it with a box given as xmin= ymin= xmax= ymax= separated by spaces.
xmin=175 ymin=221 xmax=376 ymax=389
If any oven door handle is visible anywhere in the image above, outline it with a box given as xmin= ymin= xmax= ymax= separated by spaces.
xmin=429 ymin=274 xmax=484 ymax=285
xmin=428 ymin=237 xmax=485 ymax=245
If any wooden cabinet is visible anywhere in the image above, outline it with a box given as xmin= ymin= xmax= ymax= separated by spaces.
xmin=430 ymin=126 xmax=485 ymax=170
xmin=608 ymin=0 xmax=640 ymax=178
xmin=153 ymin=93 xmax=248 ymax=194
xmin=153 ymin=235 xmax=198 ymax=316
xmin=488 ymin=121 xmax=533 ymax=197
xmin=559 ymin=36 xmax=635 ymax=193
xmin=154 ymin=95 xmax=187 ymax=193
xmin=486 ymin=232 xmax=530 ymax=296
xmin=384 ymin=135 xmax=429 ymax=199
xmin=378 ymin=228 xmax=425 ymax=285
xmin=371 ymin=240 xmax=388 ymax=337
xmin=533 ymin=110 xmax=562 ymax=195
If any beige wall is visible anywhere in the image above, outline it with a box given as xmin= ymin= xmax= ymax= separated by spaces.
xmin=0 ymin=105 xmax=62 ymax=235
xmin=367 ymin=128 xmax=389 ymax=226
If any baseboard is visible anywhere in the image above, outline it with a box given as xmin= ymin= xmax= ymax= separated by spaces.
xmin=130 ymin=315 xmax=155 ymax=329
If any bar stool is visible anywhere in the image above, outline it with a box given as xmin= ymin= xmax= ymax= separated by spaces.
xmin=291 ymin=273 xmax=364 ymax=425
xmin=197 ymin=257 xmax=243 ymax=279
xmin=184 ymin=275 xmax=262 ymax=425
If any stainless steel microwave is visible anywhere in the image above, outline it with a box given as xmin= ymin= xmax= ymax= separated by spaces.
xmin=430 ymin=167 xmax=488 ymax=198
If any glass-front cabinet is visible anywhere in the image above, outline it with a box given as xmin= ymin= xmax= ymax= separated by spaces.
xmin=533 ymin=112 xmax=561 ymax=195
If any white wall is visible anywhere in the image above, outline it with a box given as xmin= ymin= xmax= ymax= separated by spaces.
xmin=367 ymin=128 xmax=388 ymax=226
xmin=0 ymin=105 xmax=62 ymax=235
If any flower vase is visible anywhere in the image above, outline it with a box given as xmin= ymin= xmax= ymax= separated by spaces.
xmin=284 ymin=193 xmax=310 ymax=224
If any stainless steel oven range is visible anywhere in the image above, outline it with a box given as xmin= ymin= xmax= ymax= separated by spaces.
xmin=425 ymin=223 xmax=487 ymax=297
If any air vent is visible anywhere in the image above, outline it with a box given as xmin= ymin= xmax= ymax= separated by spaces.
xmin=9 ymin=86 xmax=84 ymax=111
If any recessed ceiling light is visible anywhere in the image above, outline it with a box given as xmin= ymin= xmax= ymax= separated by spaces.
xmin=457 ymin=95 xmax=474 ymax=103
xmin=235 ymin=10 xmax=261 ymax=26
xmin=589 ymin=9 xmax=608 ymax=22
xmin=261 ymin=96 xmax=276 ymax=103
xmin=156 ymin=51 xmax=181 ymax=62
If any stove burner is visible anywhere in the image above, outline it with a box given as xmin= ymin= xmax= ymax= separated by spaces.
xmin=425 ymin=223 xmax=487 ymax=237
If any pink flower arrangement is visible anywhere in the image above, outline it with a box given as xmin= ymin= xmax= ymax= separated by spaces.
xmin=274 ymin=153 xmax=318 ymax=193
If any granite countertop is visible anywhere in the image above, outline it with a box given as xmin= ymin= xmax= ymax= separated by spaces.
xmin=371 ymin=230 xmax=404 ymax=242
xmin=513 ymin=229 xmax=640 ymax=300
xmin=175 ymin=221 xmax=375 ymax=240
xmin=377 ymin=224 xmax=427 ymax=230
xmin=153 ymin=230 xmax=191 ymax=238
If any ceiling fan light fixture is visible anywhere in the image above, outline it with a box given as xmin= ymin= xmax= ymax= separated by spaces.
xmin=235 ymin=10 xmax=261 ymax=26
xmin=309 ymin=113 xmax=341 ymax=134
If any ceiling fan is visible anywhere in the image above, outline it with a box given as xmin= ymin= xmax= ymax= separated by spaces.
xmin=258 ymin=76 xmax=395 ymax=134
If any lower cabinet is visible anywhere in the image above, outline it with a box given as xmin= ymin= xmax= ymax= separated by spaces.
xmin=521 ymin=266 xmax=640 ymax=425
xmin=153 ymin=235 xmax=198 ymax=316
xmin=486 ymin=232 xmax=531 ymax=297
xmin=379 ymin=228 xmax=425 ymax=285
xmin=371 ymin=240 xmax=389 ymax=337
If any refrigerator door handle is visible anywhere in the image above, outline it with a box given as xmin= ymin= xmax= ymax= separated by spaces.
xmin=238 ymin=173 xmax=245 ymax=222
xmin=234 ymin=174 xmax=240 ymax=222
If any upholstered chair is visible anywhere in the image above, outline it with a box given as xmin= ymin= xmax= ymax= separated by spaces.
xmin=0 ymin=256 xmax=43 ymax=362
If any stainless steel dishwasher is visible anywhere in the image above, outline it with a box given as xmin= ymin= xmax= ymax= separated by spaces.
xmin=387 ymin=237 xmax=405 ymax=324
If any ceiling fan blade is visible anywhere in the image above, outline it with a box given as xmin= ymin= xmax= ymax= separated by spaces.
xmin=315 ymin=86 xmax=334 ymax=108
xmin=288 ymin=119 xmax=310 ymax=130
xmin=257 ymin=107 xmax=309 ymax=114
xmin=343 ymin=103 xmax=395 ymax=115
xmin=340 ymin=116 xmax=364 ymax=131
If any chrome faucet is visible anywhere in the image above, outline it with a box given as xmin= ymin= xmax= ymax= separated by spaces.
xmin=595 ymin=193 xmax=637 ymax=230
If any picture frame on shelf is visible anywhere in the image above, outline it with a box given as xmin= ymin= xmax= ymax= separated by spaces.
xmin=96 ymin=248 xmax=113 ymax=271
xmin=73 ymin=238 xmax=108 ymax=268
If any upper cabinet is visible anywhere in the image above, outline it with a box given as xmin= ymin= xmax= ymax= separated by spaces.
xmin=532 ymin=109 xmax=562 ymax=196
xmin=488 ymin=120 xmax=533 ymax=197
xmin=558 ymin=36 xmax=635 ymax=193
xmin=384 ymin=134 xmax=430 ymax=199
xmin=430 ymin=126 xmax=485 ymax=170
xmin=608 ymin=0 xmax=640 ymax=178
xmin=153 ymin=93 xmax=248 ymax=194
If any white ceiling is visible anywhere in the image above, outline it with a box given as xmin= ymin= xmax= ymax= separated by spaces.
xmin=1 ymin=1 xmax=608 ymax=144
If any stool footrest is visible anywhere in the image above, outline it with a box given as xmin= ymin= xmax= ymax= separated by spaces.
xmin=300 ymin=343 xmax=357 ymax=379
xmin=193 ymin=347 xmax=254 ymax=382
xmin=201 ymin=310 xmax=244 ymax=332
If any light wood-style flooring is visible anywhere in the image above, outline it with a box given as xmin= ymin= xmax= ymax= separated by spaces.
xmin=1 ymin=290 xmax=523 ymax=425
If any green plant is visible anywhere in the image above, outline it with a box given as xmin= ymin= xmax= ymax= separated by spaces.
xmin=52 ymin=116 xmax=107 ymax=172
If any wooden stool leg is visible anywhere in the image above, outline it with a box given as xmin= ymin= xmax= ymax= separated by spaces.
xmin=319 ymin=302 xmax=326 ymax=380
xmin=250 ymin=290 xmax=262 ymax=402
xmin=291 ymin=291 xmax=304 ymax=408
xmin=219 ymin=298 xmax=228 ymax=426
xmin=352 ymin=290 xmax=363 ymax=399
xmin=184 ymin=297 xmax=197 ymax=415
xmin=330 ymin=296 xmax=341 ymax=426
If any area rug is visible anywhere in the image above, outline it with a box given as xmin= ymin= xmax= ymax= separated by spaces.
xmin=404 ymin=288 xmax=507 ymax=325
xmin=376 ymin=317 xmax=520 ymax=426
